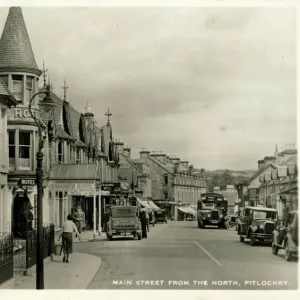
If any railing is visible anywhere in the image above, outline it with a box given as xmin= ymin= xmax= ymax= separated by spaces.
xmin=13 ymin=223 xmax=55 ymax=270
xmin=0 ymin=233 xmax=13 ymax=285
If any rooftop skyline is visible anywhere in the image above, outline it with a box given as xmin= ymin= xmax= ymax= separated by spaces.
xmin=0 ymin=7 xmax=296 ymax=170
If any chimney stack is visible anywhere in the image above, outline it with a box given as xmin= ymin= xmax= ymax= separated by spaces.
xmin=123 ymin=145 xmax=131 ymax=158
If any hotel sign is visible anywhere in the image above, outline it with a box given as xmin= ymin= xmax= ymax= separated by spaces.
xmin=48 ymin=182 xmax=96 ymax=196
xmin=7 ymin=107 xmax=40 ymax=122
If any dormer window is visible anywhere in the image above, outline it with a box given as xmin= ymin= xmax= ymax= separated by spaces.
xmin=12 ymin=75 xmax=23 ymax=102
xmin=58 ymin=141 xmax=64 ymax=164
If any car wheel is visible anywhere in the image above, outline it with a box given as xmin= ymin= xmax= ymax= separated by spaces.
xmin=272 ymin=242 xmax=279 ymax=255
xmin=250 ymin=235 xmax=255 ymax=246
xmin=285 ymin=244 xmax=293 ymax=261
xmin=240 ymin=235 xmax=245 ymax=242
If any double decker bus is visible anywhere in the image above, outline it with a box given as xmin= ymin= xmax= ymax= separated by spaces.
xmin=197 ymin=192 xmax=229 ymax=229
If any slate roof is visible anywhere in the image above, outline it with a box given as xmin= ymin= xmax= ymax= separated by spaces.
xmin=0 ymin=7 xmax=41 ymax=75
xmin=247 ymin=163 xmax=276 ymax=184
xmin=0 ymin=76 xmax=18 ymax=106
xmin=56 ymin=126 xmax=73 ymax=141
xmin=101 ymin=125 xmax=112 ymax=157
xmin=68 ymin=104 xmax=82 ymax=141
xmin=149 ymin=156 xmax=174 ymax=174
xmin=50 ymin=164 xmax=101 ymax=180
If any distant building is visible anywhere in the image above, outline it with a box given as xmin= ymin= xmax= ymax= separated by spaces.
xmin=221 ymin=185 xmax=238 ymax=214
xmin=138 ymin=150 xmax=206 ymax=220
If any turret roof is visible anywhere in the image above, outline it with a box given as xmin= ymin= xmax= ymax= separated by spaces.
xmin=0 ymin=7 xmax=41 ymax=75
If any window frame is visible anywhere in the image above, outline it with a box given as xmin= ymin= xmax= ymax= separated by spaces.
xmin=58 ymin=141 xmax=64 ymax=164
xmin=12 ymin=75 xmax=24 ymax=102
xmin=8 ymin=130 xmax=16 ymax=170
xmin=18 ymin=130 xmax=32 ymax=170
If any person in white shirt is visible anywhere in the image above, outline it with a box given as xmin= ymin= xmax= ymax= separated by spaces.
xmin=58 ymin=214 xmax=81 ymax=263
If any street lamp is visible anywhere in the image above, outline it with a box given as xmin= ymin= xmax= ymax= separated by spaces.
xmin=28 ymin=84 xmax=55 ymax=290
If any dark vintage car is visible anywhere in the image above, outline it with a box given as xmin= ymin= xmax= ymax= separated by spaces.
xmin=154 ymin=209 xmax=167 ymax=223
xmin=238 ymin=206 xmax=277 ymax=246
xmin=197 ymin=193 xmax=229 ymax=229
xmin=272 ymin=211 xmax=298 ymax=261
xmin=106 ymin=206 xmax=142 ymax=240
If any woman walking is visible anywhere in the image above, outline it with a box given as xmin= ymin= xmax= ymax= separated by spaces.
xmin=58 ymin=214 xmax=81 ymax=263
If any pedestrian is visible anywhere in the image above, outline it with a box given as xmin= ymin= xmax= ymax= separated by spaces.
xmin=139 ymin=208 xmax=147 ymax=238
xmin=57 ymin=214 xmax=81 ymax=263
xmin=74 ymin=206 xmax=85 ymax=233
xmin=145 ymin=208 xmax=150 ymax=232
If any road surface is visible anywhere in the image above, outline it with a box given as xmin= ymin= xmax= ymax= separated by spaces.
xmin=74 ymin=221 xmax=298 ymax=290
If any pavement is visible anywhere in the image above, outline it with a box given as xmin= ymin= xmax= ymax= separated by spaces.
xmin=0 ymin=231 xmax=103 ymax=290
xmin=73 ymin=221 xmax=298 ymax=290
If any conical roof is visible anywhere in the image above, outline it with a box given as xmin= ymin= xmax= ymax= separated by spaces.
xmin=0 ymin=7 xmax=42 ymax=76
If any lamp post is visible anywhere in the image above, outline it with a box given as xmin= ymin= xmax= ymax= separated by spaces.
xmin=28 ymin=84 xmax=55 ymax=290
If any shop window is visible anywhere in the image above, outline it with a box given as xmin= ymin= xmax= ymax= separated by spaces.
xmin=19 ymin=131 xmax=31 ymax=170
xmin=25 ymin=76 xmax=34 ymax=104
xmin=8 ymin=130 xmax=15 ymax=170
xmin=58 ymin=141 xmax=64 ymax=163
xmin=12 ymin=75 xmax=23 ymax=102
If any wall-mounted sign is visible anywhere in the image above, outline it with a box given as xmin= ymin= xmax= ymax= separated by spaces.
xmin=21 ymin=179 xmax=36 ymax=186
xmin=101 ymin=191 xmax=110 ymax=196
xmin=48 ymin=182 xmax=95 ymax=194
xmin=7 ymin=107 xmax=40 ymax=121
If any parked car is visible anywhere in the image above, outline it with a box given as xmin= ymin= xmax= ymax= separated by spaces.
xmin=106 ymin=206 xmax=142 ymax=240
xmin=272 ymin=211 xmax=298 ymax=261
xmin=237 ymin=206 xmax=277 ymax=246
xmin=154 ymin=209 xmax=167 ymax=223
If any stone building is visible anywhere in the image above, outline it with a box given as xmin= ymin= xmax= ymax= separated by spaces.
xmin=0 ymin=77 xmax=18 ymax=233
xmin=259 ymin=147 xmax=298 ymax=219
xmin=0 ymin=7 xmax=54 ymax=235
xmin=138 ymin=150 xmax=206 ymax=220
xmin=116 ymin=142 xmax=152 ymax=202
xmin=0 ymin=7 xmax=120 ymax=235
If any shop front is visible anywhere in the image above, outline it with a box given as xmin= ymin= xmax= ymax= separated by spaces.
xmin=49 ymin=164 xmax=101 ymax=235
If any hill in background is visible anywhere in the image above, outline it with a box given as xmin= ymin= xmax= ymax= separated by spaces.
xmin=204 ymin=169 xmax=256 ymax=192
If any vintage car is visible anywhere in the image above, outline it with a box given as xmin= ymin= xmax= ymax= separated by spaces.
xmin=154 ymin=209 xmax=167 ymax=223
xmin=106 ymin=205 xmax=142 ymax=240
xmin=237 ymin=206 xmax=277 ymax=246
xmin=272 ymin=211 xmax=298 ymax=261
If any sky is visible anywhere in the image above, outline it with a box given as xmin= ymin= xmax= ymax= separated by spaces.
xmin=0 ymin=6 xmax=297 ymax=170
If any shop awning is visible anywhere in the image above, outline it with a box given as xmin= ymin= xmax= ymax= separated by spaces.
xmin=147 ymin=200 xmax=160 ymax=210
xmin=278 ymin=187 xmax=298 ymax=195
xmin=177 ymin=207 xmax=196 ymax=215
xmin=136 ymin=197 xmax=151 ymax=209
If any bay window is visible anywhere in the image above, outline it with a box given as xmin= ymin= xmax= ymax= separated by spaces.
xmin=12 ymin=75 xmax=23 ymax=102
xmin=25 ymin=76 xmax=34 ymax=104
xmin=19 ymin=131 xmax=31 ymax=169
xmin=8 ymin=130 xmax=16 ymax=170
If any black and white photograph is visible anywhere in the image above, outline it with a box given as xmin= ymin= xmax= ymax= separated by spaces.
xmin=0 ymin=0 xmax=298 ymax=296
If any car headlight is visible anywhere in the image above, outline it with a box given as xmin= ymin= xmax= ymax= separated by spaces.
xmin=207 ymin=214 xmax=211 ymax=217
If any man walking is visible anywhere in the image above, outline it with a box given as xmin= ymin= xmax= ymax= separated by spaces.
xmin=145 ymin=209 xmax=150 ymax=232
xmin=139 ymin=208 xmax=147 ymax=238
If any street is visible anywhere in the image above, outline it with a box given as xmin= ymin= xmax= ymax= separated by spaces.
xmin=74 ymin=221 xmax=298 ymax=290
